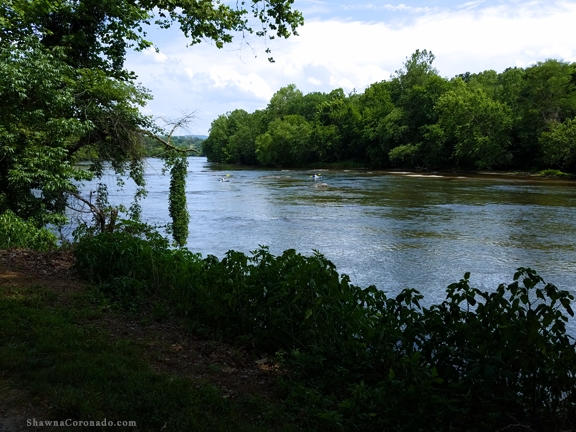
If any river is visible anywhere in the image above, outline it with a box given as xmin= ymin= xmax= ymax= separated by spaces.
xmin=74 ymin=157 xmax=576 ymax=307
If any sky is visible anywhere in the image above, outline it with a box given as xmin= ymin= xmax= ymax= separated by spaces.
xmin=124 ymin=0 xmax=576 ymax=136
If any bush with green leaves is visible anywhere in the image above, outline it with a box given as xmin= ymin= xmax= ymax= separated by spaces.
xmin=536 ymin=168 xmax=572 ymax=178
xmin=0 ymin=210 xmax=57 ymax=251
xmin=73 ymin=231 xmax=576 ymax=431
xmin=289 ymin=270 xmax=576 ymax=431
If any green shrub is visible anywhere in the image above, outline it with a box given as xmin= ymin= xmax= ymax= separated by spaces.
xmin=0 ymin=210 xmax=57 ymax=251
xmin=288 ymin=269 xmax=576 ymax=431
xmin=73 ymin=231 xmax=576 ymax=431
xmin=73 ymin=224 xmax=170 ymax=284
xmin=536 ymin=168 xmax=572 ymax=177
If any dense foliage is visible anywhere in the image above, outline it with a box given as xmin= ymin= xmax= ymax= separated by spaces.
xmin=0 ymin=0 xmax=302 ymax=239
xmin=74 ymin=230 xmax=576 ymax=431
xmin=167 ymin=156 xmax=190 ymax=247
xmin=0 ymin=0 xmax=303 ymax=76
xmin=0 ymin=210 xmax=57 ymax=251
xmin=204 ymin=50 xmax=576 ymax=172
xmin=0 ymin=37 xmax=151 ymax=226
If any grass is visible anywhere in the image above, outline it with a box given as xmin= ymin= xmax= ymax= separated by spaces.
xmin=0 ymin=283 xmax=296 ymax=431
xmin=5 ymin=244 xmax=576 ymax=431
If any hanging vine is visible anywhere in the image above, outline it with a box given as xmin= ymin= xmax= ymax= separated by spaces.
xmin=141 ymin=111 xmax=198 ymax=247
xmin=168 ymin=155 xmax=189 ymax=247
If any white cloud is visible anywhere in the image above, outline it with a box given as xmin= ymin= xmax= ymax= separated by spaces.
xmin=283 ymin=62 xmax=301 ymax=77
xmin=208 ymin=69 xmax=274 ymax=101
xmin=539 ymin=46 xmax=574 ymax=60
xmin=329 ymin=76 xmax=356 ymax=90
xmin=126 ymin=1 xmax=576 ymax=134
xmin=306 ymin=77 xmax=323 ymax=85
xmin=142 ymin=47 xmax=168 ymax=62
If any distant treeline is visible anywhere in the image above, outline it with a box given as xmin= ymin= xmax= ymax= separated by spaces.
xmin=203 ymin=50 xmax=576 ymax=172
xmin=143 ymin=135 xmax=205 ymax=157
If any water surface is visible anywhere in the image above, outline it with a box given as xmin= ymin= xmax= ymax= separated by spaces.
xmin=76 ymin=157 xmax=576 ymax=307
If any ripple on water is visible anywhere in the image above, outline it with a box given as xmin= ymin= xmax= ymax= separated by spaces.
xmin=72 ymin=158 xmax=576 ymax=328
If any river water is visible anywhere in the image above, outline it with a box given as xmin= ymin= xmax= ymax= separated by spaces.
xmin=75 ymin=157 xmax=576 ymax=307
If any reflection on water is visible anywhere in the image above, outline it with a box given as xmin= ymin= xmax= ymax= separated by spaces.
xmin=75 ymin=157 xmax=576 ymax=310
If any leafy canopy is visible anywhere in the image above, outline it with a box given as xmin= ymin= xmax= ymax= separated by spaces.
xmin=0 ymin=0 xmax=303 ymax=237
xmin=0 ymin=0 xmax=304 ymax=74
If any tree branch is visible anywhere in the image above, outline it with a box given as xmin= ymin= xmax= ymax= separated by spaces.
xmin=66 ymin=190 xmax=118 ymax=233
xmin=140 ymin=130 xmax=200 ymax=154
xmin=141 ymin=110 xmax=201 ymax=154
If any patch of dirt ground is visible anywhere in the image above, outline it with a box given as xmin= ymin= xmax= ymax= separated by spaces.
xmin=0 ymin=249 xmax=280 ymax=430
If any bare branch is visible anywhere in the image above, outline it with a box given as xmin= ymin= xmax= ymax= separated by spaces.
xmin=142 ymin=110 xmax=200 ymax=154
xmin=67 ymin=190 xmax=101 ymax=215
xmin=66 ymin=190 xmax=118 ymax=233
xmin=140 ymin=130 xmax=200 ymax=154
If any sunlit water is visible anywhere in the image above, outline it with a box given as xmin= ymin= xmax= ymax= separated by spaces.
xmin=73 ymin=157 xmax=576 ymax=314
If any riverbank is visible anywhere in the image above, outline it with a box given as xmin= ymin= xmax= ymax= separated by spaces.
xmin=0 ymin=249 xmax=294 ymax=431
xmin=2 ymin=236 xmax=576 ymax=431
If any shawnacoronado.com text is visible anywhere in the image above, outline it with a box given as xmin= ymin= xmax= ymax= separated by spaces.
xmin=27 ymin=419 xmax=136 ymax=427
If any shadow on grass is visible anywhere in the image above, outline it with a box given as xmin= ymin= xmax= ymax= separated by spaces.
xmin=0 ymin=290 xmax=294 ymax=431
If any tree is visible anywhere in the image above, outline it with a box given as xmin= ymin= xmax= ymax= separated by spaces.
xmin=353 ymin=82 xmax=395 ymax=167
xmin=436 ymin=80 xmax=513 ymax=169
xmin=0 ymin=0 xmax=303 ymax=242
xmin=540 ymin=117 xmax=576 ymax=171
xmin=515 ymin=60 xmax=576 ymax=168
xmin=255 ymin=115 xmax=312 ymax=166
xmin=266 ymin=84 xmax=305 ymax=120
xmin=389 ymin=49 xmax=439 ymax=100
xmin=1 ymin=0 xmax=304 ymax=75
xmin=227 ymin=110 xmax=265 ymax=165
xmin=299 ymin=92 xmax=333 ymax=121
xmin=382 ymin=51 xmax=450 ymax=168
xmin=0 ymin=39 xmax=152 ymax=226
xmin=203 ymin=109 xmax=262 ymax=164
xmin=202 ymin=114 xmax=233 ymax=163
xmin=145 ymin=113 xmax=199 ymax=247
